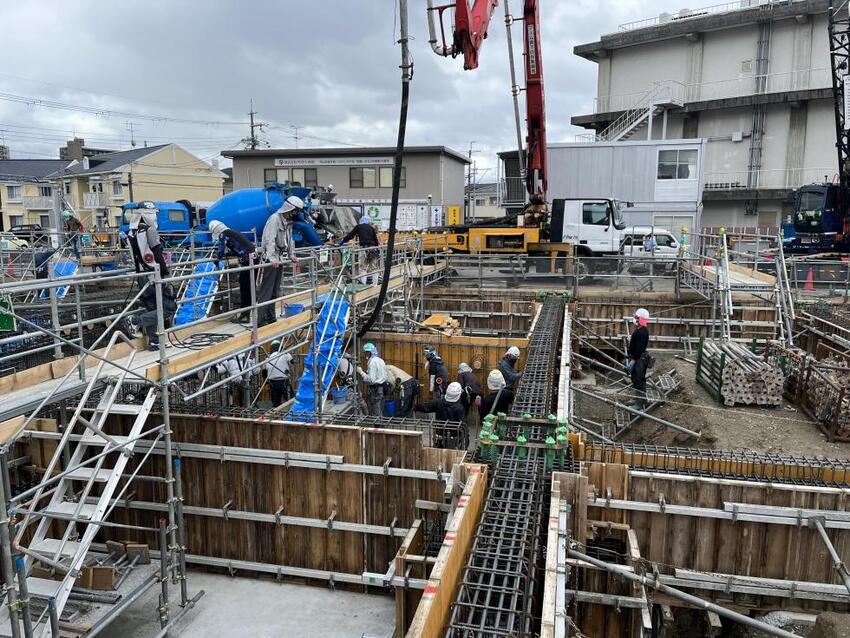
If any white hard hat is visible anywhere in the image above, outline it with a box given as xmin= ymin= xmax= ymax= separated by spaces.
xmin=280 ymin=195 xmax=305 ymax=215
xmin=209 ymin=220 xmax=227 ymax=241
xmin=506 ymin=346 xmax=520 ymax=358
xmin=445 ymin=382 xmax=462 ymax=403
xmin=487 ymin=369 xmax=506 ymax=391
xmin=635 ymin=308 xmax=650 ymax=320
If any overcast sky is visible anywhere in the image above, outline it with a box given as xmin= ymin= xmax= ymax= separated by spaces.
xmin=0 ymin=0 xmax=693 ymax=177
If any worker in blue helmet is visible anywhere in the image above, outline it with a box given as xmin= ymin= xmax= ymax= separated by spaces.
xmin=358 ymin=342 xmax=387 ymax=416
xmin=338 ymin=215 xmax=381 ymax=286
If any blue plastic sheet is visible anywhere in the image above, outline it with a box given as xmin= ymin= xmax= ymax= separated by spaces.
xmin=39 ymin=260 xmax=77 ymax=301
xmin=174 ymin=261 xmax=220 ymax=326
xmin=289 ymin=295 xmax=350 ymax=420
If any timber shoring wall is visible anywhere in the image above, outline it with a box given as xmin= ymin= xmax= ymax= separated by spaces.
xmin=100 ymin=414 xmax=464 ymax=579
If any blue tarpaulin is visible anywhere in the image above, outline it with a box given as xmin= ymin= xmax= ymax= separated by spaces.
xmin=39 ymin=260 xmax=77 ymax=301
xmin=174 ymin=261 xmax=220 ymax=326
xmin=289 ymin=295 xmax=349 ymax=420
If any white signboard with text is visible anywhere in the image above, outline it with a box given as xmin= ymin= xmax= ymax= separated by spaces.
xmin=274 ymin=157 xmax=393 ymax=167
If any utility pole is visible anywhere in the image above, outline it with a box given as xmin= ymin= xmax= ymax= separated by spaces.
xmin=243 ymin=99 xmax=266 ymax=150
xmin=466 ymin=141 xmax=480 ymax=222
xmin=290 ymin=125 xmax=301 ymax=149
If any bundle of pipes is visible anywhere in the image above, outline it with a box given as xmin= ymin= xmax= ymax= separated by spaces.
xmin=697 ymin=340 xmax=785 ymax=407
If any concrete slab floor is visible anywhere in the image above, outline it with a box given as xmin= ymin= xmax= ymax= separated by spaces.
xmin=105 ymin=571 xmax=395 ymax=638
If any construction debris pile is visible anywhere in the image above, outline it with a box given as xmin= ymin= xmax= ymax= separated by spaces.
xmin=696 ymin=339 xmax=785 ymax=407
xmin=803 ymin=354 xmax=850 ymax=439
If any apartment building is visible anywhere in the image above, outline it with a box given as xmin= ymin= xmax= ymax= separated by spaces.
xmin=0 ymin=159 xmax=72 ymax=231
xmin=571 ymin=0 xmax=835 ymax=228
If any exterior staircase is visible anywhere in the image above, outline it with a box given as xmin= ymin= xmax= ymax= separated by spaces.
xmin=596 ymin=80 xmax=685 ymax=142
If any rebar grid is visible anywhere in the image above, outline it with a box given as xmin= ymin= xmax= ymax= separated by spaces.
xmin=447 ymin=298 xmax=566 ymax=637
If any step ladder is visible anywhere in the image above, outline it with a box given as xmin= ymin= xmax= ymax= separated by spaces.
xmin=5 ymin=374 xmax=157 ymax=635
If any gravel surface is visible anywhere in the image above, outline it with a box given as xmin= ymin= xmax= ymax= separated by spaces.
xmin=608 ymin=354 xmax=850 ymax=460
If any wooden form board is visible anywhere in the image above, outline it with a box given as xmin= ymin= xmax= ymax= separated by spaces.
xmin=364 ymin=332 xmax=529 ymax=402
xmin=100 ymin=414 xmax=464 ymax=579
xmin=406 ymin=464 xmax=488 ymax=638
xmin=395 ymin=520 xmax=426 ymax=637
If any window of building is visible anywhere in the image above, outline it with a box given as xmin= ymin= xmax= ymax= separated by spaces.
xmin=6 ymin=185 xmax=21 ymax=201
xmin=112 ymin=180 xmax=123 ymax=196
xmin=64 ymin=181 xmax=71 ymax=195
xmin=91 ymin=182 xmax=103 ymax=193
xmin=657 ymin=149 xmax=698 ymax=180
xmin=488 ymin=196 xmax=498 ymax=206
xmin=38 ymin=186 xmax=52 ymax=198
xmin=114 ymin=214 xmax=123 ymax=227
xmin=475 ymin=198 xmax=486 ymax=206
xmin=378 ymin=166 xmax=406 ymax=188
xmin=582 ymin=202 xmax=609 ymax=226
xmin=39 ymin=214 xmax=50 ymax=228
xmin=350 ymin=167 xmax=377 ymax=188
xmin=291 ymin=168 xmax=305 ymax=186
xmin=9 ymin=215 xmax=22 ymax=227
xmin=264 ymin=168 xmax=278 ymax=185
xmin=653 ymin=215 xmax=693 ymax=234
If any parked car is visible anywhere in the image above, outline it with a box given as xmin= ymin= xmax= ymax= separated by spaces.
xmin=619 ymin=227 xmax=680 ymax=272
xmin=9 ymin=224 xmax=47 ymax=246
xmin=0 ymin=232 xmax=29 ymax=250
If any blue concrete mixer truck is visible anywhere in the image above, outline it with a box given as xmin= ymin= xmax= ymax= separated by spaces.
xmin=119 ymin=184 xmax=325 ymax=248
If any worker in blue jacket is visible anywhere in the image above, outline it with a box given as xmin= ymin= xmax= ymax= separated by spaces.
xmin=209 ymin=220 xmax=255 ymax=323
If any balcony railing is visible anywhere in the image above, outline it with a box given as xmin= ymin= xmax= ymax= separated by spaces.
xmin=616 ymin=0 xmax=800 ymax=33
xmin=499 ymin=177 xmax=526 ymax=207
xmin=20 ymin=196 xmax=54 ymax=210
xmin=704 ymin=167 xmax=836 ymax=190
xmin=594 ymin=68 xmax=830 ymax=114
xmin=83 ymin=192 xmax=111 ymax=208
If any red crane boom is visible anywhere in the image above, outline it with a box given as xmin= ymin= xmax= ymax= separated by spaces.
xmin=427 ymin=0 xmax=548 ymax=199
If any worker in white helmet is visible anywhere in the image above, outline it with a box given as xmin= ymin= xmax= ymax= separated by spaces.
xmin=358 ymin=342 xmax=387 ymax=416
xmin=498 ymin=346 xmax=523 ymax=391
xmin=258 ymin=195 xmax=304 ymax=326
xmin=416 ymin=381 xmax=466 ymax=448
xmin=264 ymin=340 xmax=294 ymax=407
xmin=627 ymin=308 xmax=652 ymax=408
xmin=480 ymin=369 xmax=513 ymax=418
xmin=209 ymin=220 xmax=256 ymax=322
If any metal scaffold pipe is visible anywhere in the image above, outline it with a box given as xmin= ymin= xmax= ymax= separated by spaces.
xmin=568 ymin=548 xmax=803 ymax=638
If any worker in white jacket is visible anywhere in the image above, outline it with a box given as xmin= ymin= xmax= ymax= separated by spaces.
xmin=215 ymin=352 xmax=256 ymax=407
xmin=257 ymin=196 xmax=303 ymax=326
xmin=358 ymin=342 xmax=387 ymax=416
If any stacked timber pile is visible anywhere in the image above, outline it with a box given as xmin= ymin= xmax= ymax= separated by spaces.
xmin=421 ymin=313 xmax=463 ymax=336
xmin=696 ymin=339 xmax=785 ymax=407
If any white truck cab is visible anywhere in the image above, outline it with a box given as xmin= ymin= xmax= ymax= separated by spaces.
xmin=552 ymin=198 xmax=629 ymax=257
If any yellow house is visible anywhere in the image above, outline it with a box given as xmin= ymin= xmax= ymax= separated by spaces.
xmin=0 ymin=159 xmax=72 ymax=232
xmin=61 ymin=144 xmax=226 ymax=228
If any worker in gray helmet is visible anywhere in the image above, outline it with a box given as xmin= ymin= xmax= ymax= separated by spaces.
xmin=258 ymin=195 xmax=303 ymax=326
xmin=498 ymin=346 xmax=522 ymax=391
xmin=358 ymin=342 xmax=387 ymax=416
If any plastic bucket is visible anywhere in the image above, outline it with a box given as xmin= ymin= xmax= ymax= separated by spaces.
xmin=284 ymin=303 xmax=305 ymax=317
xmin=331 ymin=387 xmax=347 ymax=404
xmin=383 ymin=400 xmax=397 ymax=417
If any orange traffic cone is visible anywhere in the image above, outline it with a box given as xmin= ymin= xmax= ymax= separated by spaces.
xmin=804 ymin=266 xmax=815 ymax=291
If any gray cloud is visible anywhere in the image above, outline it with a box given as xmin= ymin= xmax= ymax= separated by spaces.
xmin=0 ymin=0 xmax=692 ymax=173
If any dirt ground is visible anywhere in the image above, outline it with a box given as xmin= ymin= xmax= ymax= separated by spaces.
xmin=603 ymin=353 xmax=850 ymax=460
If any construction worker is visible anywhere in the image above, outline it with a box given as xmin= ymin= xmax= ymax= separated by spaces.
xmin=125 ymin=202 xmax=176 ymax=351
xmin=358 ymin=343 xmax=387 ymax=416
xmin=498 ymin=346 xmax=522 ymax=391
xmin=338 ymin=215 xmax=381 ymax=286
xmin=209 ymin=220 xmax=255 ymax=323
xmin=386 ymin=363 xmax=418 ymax=417
xmin=416 ymin=381 xmax=466 ymax=448
xmin=480 ymin=369 xmax=513 ymax=417
xmin=265 ymin=340 xmax=294 ymax=407
xmin=457 ymin=362 xmax=483 ymax=414
xmin=424 ymin=347 xmax=448 ymax=399
xmin=626 ymin=308 xmax=652 ymax=408
xmin=258 ymin=196 xmax=303 ymax=327
xmin=61 ymin=210 xmax=84 ymax=259
xmin=215 ymin=352 xmax=256 ymax=407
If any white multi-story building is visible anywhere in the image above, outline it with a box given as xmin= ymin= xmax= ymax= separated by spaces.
xmin=571 ymin=0 xmax=836 ymax=229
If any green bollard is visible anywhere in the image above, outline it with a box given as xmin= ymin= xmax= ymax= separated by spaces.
xmin=517 ymin=434 xmax=528 ymax=459
xmin=489 ymin=433 xmax=500 ymax=459
xmin=545 ymin=436 xmax=556 ymax=469
xmin=547 ymin=414 xmax=557 ymax=430
xmin=478 ymin=429 xmax=491 ymax=459
xmin=557 ymin=433 xmax=568 ymax=461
